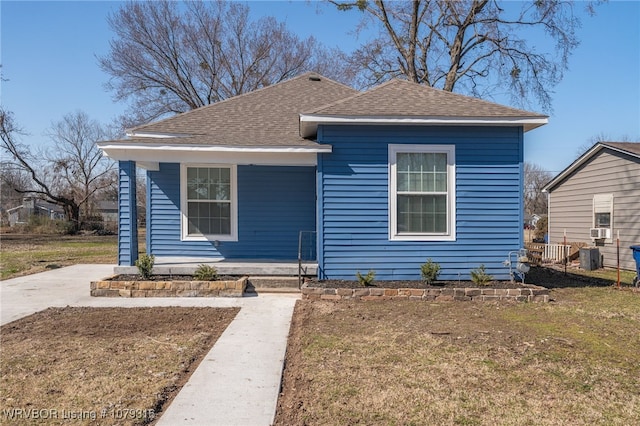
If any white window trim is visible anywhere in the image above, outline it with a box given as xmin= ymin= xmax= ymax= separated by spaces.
xmin=180 ymin=164 xmax=238 ymax=242
xmin=389 ymin=144 xmax=456 ymax=241
xmin=593 ymin=193 xmax=614 ymax=243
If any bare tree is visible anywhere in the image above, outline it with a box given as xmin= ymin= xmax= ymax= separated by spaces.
xmin=524 ymin=162 xmax=553 ymax=216
xmin=332 ymin=0 xmax=593 ymax=111
xmin=0 ymin=109 xmax=116 ymax=230
xmin=99 ymin=0 xmax=350 ymax=126
xmin=0 ymin=161 xmax=31 ymax=209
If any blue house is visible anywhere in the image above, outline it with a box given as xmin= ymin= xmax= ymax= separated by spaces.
xmin=98 ymin=73 xmax=547 ymax=280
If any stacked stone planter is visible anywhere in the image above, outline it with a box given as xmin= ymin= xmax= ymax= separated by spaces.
xmin=301 ymin=284 xmax=550 ymax=302
xmin=91 ymin=276 xmax=247 ymax=297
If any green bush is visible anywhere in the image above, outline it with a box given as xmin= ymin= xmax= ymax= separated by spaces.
xmin=135 ymin=254 xmax=155 ymax=280
xmin=356 ymin=270 xmax=376 ymax=286
xmin=420 ymin=258 xmax=441 ymax=284
xmin=194 ymin=264 xmax=218 ymax=281
xmin=470 ymin=264 xmax=493 ymax=285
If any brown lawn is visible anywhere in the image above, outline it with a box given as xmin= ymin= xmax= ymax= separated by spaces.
xmin=0 ymin=307 xmax=239 ymax=425
xmin=275 ymin=286 xmax=640 ymax=425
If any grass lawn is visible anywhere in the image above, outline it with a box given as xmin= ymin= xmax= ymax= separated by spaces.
xmin=0 ymin=232 xmax=149 ymax=280
xmin=0 ymin=306 xmax=239 ymax=425
xmin=275 ymin=286 xmax=640 ymax=425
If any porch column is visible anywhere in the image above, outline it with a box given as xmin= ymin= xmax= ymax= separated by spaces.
xmin=118 ymin=160 xmax=139 ymax=266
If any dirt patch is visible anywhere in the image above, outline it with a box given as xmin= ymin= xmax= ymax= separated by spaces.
xmin=306 ymin=265 xmax=624 ymax=290
xmin=307 ymin=278 xmax=530 ymax=289
xmin=0 ymin=306 xmax=239 ymax=425
xmin=106 ymin=275 xmax=242 ymax=281
xmin=275 ymin=287 xmax=640 ymax=425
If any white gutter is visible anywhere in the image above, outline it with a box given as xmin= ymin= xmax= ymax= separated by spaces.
xmin=96 ymin=143 xmax=330 ymax=167
xmin=97 ymin=142 xmax=332 ymax=153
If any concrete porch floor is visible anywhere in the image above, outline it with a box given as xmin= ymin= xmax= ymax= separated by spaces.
xmin=113 ymin=257 xmax=318 ymax=277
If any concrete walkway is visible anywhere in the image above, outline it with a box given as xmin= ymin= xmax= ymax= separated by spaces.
xmin=0 ymin=265 xmax=299 ymax=425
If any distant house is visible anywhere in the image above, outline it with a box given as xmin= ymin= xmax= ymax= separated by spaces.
xmin=98 ymin=73 xmax=547 ymax=280
xmin=7 ymin=197 xmax=65 ymax=226
xmin=524 ymin=213 xmax=542 ymax=229
xmin=97 ymin=200 xmax=118 ymax=224
xmin=542 ymin=142 xmax=640 ymax=271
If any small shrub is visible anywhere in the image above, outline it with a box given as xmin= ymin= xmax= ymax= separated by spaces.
xmin=420 ymin=258 xmax=441 ymax=284
xmin=356 ymin=270 xmax=376 ymax=286
xmin=194 ymin=264 xmax=218 ymax=281
xmin=470 ymin=264 xmax=493 ymax=285
xmin=135 ymin=254 xmax=155 ymax=280
xmin=81 ymin=215 xmax=105 ymax=232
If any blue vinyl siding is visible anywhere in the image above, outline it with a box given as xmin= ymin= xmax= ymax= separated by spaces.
xmin=118 ymin=161 xmax=138 ymax=266
xmin=317 ymin=125 xmax=524 ymax=280
xmin=146 ymin=164 xmax=316 ymax=260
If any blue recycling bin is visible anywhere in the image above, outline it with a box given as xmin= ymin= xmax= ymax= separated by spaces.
xmin=631 ymin=245 xmax=640 ymax=287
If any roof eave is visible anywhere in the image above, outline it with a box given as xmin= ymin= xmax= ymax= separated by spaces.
xmin=96 ymin=141 xmax=331 ymax=167
xmin=97 ymin=141 xmax=332 ymax=153
xmin=542 ymin=142 xmax=640 ymax=192
xmin=299 ymin=114 xmax=548 ymax=138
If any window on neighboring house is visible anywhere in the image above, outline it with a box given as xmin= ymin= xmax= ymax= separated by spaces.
xmin=593 ymin=193 xmax=613 ymax=229
xmin=181 ymin=165 xmax=238 ymax=241
xmin=389 ymin=144 xmax=456 ymax=241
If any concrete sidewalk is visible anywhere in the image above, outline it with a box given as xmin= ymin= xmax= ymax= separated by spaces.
xmin=1 ymin=265 xmax=299 ymax=425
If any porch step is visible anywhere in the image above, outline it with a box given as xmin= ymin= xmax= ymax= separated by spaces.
xmin=245 ymin=277 xmax=301 ymax=294
xmin=113 ymin=259 xmax=317 ymax=277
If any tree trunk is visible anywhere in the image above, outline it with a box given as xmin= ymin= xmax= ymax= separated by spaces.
xmin=63 ymin=203 xmax=81 ymax=233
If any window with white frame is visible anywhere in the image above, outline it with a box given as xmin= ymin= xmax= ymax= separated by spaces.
xmin=593 ymin=193 xmax=613 ymax=229
xmin=389 ymin=144 xmax=456 ymax=241
xmin=181 ymin=165 xmax=237 ymax=241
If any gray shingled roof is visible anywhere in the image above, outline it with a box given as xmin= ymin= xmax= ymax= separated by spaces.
xmin=103 ymin=74 xmax=547 ymax=151
xmin=543 ymin=141 xmax=640 ymax=192
xmin=601 ymin=142 xmax=640 ymax=157
xmin=125 ymin=72 xmax=357 ymax=148
xmin=307 ymin=79 xmax=547 ymax=119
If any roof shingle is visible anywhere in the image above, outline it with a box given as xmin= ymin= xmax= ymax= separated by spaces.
xmin=128 ymin=72 xmax=357 ymax=148
xmin=105 ymin=74 xmax=547 ymax=150
xmin=306 ymin=79 xmax=547 ymax=119
xmin=601 ymin=142 xmax=640 ymax=156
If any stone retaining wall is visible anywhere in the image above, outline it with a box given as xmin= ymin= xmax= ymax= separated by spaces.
xmin=301 ymin=284 xmax=549 ymax=302
xmin=90 ymin=276 xmax=247 ymax=297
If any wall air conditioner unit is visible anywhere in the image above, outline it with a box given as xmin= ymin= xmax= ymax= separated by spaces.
xmin=590 ymin=228 xmax=610 ymax=239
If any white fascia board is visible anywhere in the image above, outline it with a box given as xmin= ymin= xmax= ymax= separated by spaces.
xmin=96 ymin=143 xmax=328 ymax=166
xmin=97 ymin=142 xmax=332 ymax=153
xmin=299 ymin=114 xmax=549 ymax=137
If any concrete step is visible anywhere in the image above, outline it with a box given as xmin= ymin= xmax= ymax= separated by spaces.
xmin=245 ymin=276 xmax=301 ymax=294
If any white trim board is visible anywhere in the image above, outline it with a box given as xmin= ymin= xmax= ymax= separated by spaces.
xmin=98 ymin=145 xmax=324 ymax=166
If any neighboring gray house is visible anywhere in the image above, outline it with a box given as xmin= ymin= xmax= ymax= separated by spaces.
xmin=7 ymin=197 xmax=65 ymax=226
xmin=542 ymin=142 xmax=640 ymax=271
xmin=97 ymin=200 xmax=118 ymax=224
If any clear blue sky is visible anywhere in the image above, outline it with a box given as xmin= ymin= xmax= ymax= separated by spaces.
xmin=2 ymin=1 xmax=639 ymax=174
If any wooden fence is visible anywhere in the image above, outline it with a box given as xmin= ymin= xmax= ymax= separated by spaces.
xmin=525 ymin=242 xmax=587 ymax=265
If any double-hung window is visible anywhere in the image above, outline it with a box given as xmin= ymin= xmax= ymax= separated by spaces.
xmin=181 ymin=165 xmax=237 ymax=241
xmin=593 ymin=193 xmax=613 ymax=242
xmin=389 ymin=144 xmax=456 ymax=241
